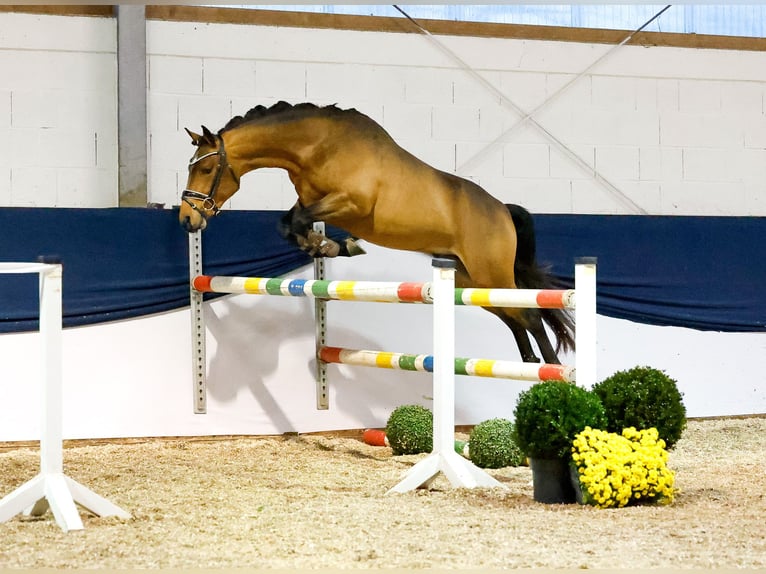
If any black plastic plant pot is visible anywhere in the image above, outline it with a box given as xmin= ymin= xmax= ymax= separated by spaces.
xmin=529 ymin=457 xmax=577 ymax=504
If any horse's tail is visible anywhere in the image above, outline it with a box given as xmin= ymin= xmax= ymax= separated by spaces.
xmin=506 ymin=204 xmax=576 ymax=354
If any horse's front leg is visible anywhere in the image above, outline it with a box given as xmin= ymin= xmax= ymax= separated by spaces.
xmin=278 ymin=203 xmax=302 ymax=246
xmin=279 ymin=202 xmax=339 ymax=256
xmin=280 ymin=201 xmax=365 ymax=258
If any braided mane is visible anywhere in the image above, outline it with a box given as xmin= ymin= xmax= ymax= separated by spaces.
xmin=219 ymin=101 xmax=344 ymax=134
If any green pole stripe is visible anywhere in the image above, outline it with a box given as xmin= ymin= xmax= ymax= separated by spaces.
xmin=454 ymin=357 xmax=470 ymax=376
xmin=265 ymin=278 xmax=284 ymax=295
xmin=310 ymin=280 xmax=331 ymax=298
xmin=398 ymin=354 xmax=418 ymax=371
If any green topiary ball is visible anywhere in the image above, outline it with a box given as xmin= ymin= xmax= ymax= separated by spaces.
xmin=385 ymin=404 xmax=433 ymax=455
xmin=592 ymin=366 xmax=687 ymax=449
xmin=513 ymin=382 xmax=607 ymax=460
xmin=468 ymin=418 xmax=525 ymax=469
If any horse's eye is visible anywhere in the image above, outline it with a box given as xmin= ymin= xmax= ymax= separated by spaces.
xmin=200 ymin=167 xmax=213 ymax=175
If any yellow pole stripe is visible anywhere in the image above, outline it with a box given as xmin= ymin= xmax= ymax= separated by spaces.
xmin=469 ymin=290 xmax=493 ymax=307
xmin=375 ymin=352 xmax=395 ymax=368
xmin=333 ymin=281 xmax=358 ymax=300
xmin=243 ymin=277 xmax=264 ymax=293
xmin=471 ymin=359 xmax=496 ymax=377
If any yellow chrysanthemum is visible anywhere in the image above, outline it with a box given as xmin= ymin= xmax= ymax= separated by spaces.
xmin=571 ymin=426 xmax=676 ymax=509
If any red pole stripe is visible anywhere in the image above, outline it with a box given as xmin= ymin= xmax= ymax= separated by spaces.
xmin=362 ymin=429 xmax=388 ymax=447
xmin=193 ymin=275 xmax=213 ymax=292
xmin=318 ymin=346 xmax=343 ymax=363
xmin=535 ymin=290 xmax=567 ymax=308
xmin=538 ymin=364 xmax=566 ymax=381
xmin=397 ymin=282 xmax=427 ymax=302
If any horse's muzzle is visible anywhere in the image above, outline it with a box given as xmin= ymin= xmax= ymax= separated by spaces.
xmin=181 ymin=214 xmax=207 ymax=233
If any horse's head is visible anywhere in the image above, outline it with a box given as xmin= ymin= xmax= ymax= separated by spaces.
xmin=179 ymin=126 xmax=240 ymax=232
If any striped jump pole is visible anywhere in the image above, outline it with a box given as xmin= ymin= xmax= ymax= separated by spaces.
xmin=188 ymin=232 xmax=596 ymax=402
xmin=318 ymin=346 xmax=575 ymax=383
xmin=192 ymin=275 xmax=575 ymax=310
xmin=192 ymin=275 xmax=433 ymax=304
xmin=189 ymin=267 xmax=592 ymax=392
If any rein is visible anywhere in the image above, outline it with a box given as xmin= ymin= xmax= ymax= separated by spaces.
xmin=182 ymin=134 xmax=239 ymax=218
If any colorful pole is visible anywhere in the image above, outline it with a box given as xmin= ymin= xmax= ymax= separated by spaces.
xmin=318 ymin=346 xmax=575 ymax=383
xmin=192 ymin=275 xmax=574 ymax=309
xmin=362 ymin=429 xmax=389 ymax=447
xmin=192 ymin=276 xmax=432 ymax=303
xmin=455 ymin=287 xmax=574 ymax=309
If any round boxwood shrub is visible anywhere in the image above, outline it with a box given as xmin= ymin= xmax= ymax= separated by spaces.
xmin=592 ymin=366 xmax=686 ymax=449
xmin=468 ymin=418 xmax=525 ymax=469
xmin=385 ymin=404 xmax=433 ymax=455
xmin=513 ymin=382 xmax=607 ymax=460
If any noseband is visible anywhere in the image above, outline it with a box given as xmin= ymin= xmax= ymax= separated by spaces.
xmin=182 ymin=134 xmax=239 ymax=219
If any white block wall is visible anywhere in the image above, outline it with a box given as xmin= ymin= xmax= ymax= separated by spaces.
xmin=145 ymin=16 xmax=766 ymax=216
xmin=0 ymin=10 xmax=764 ymax=214
xmin=0 ymin=12 xmax=117 ymax=207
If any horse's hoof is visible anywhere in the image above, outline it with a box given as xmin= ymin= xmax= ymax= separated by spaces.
xmin=317 ymin=240 xmax=340 ymax=258
xmin=298 ymin=230 xmax=341 ymax=257
xmin=344 ymin=238 xmax=366 ymax=257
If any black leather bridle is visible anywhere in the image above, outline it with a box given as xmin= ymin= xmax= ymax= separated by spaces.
xmin=181 ymin=134 xmax=239 ymax=219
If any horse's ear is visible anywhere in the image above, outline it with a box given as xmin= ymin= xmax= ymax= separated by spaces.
xmin=184 ymin=127 xmax=217 ymax=147
xmin=201 ymin=126 xmax=217 ymax=146
xmin=185 ymin=128 xmax=202 ymax=146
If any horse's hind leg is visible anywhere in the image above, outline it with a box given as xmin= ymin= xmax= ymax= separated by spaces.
xmin=494 ymin=309 xmax=561 ymax=364
xmin=522 ymin=309 xmax=561 ymax=365
xmin=495 ymin=312 xmax=541 ymax=363
xmin=456 ymin=261 xmax=543 ymax=364
xmin=455 ymin=233 xmax=563 ymax=364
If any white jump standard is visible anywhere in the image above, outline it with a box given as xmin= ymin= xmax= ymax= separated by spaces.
xmin=386 ymin=257 xmax=506 ymax=492
xmin=0 ymin=261 xmax=131 ymax=532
